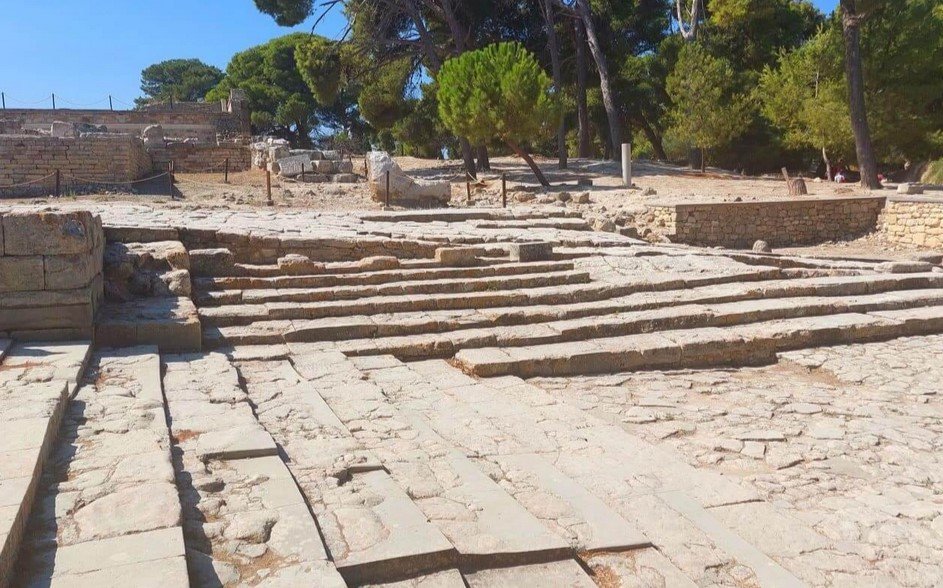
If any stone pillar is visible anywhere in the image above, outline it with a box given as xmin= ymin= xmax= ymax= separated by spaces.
xmin=622 ymin=143 xmax=632 ymax=187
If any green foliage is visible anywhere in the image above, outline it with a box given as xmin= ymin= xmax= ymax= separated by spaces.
xmin=923 ymin=159 xmax=943 ymax=184
xmin=295 ymin=36 xmax=344 ymax=104
xmin=253 ymin=0 xmax=312 ymax=26
xmin=358 ymin=60 xmax=414 ymax=130
xmin=391 ymin=83 xmax=452 ymax=158
xmin=207 ymin=33 xmax=358 ymax=145
xmin=136 ymin=59 xmax=223 ymax=107
xmin=665 ymin=43 xmax=753 ymax=157
xmin=757 ymin=27 xmax=853 ymax=157
xmin=437 ymin=42 xmax=559 ymax=148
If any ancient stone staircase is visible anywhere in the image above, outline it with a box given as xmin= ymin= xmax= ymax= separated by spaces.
xmin=190 ymin=245 xmax=943 ymax=378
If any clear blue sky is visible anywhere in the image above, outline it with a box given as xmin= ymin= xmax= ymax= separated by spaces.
xmin=0 ymin=0 xmax=838 ymax=108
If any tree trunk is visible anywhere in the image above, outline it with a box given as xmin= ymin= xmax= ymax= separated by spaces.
xmin=822 ymin=146 xmax=833 ymax=181
xmin=506 ymin=140 xmax=550 ymax=186
xmin=637 ymin=114 xmax=668 ymax=161
xmin=575 ymin=0 xmax=620 ymax=160
xmin=676 ymin=0 xmax=702 ymax=42
xmin=839 ymin=0 xmax=881 ymax=190
xmin=541 ymin=0 xmax=566 ymax=169
xmin=700 ymin=148 xmax=706 ymax=173
xmin=477 ymin=145 xmax=491 ymax=171
xmin=574 ymin=20 xmax=592 ymax=158
xmin=459 ymin=138 xmax=477 ymax=179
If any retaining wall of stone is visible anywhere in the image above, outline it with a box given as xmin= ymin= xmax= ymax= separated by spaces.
xmin=0 ymin=135 xmax=153 ymax=196
xmin=880 ymin=196 xmax=943 ymax=249
xmin=645 ymin=196 xmax=887 ymax=248
xmin=151 ymin=142 xmax=252 ymax=173
xmin=0 ymin=210 xmax=104 ymax=339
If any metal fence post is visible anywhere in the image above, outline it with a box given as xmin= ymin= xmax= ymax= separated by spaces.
xmin=51 ymin=93 xmax=56 ymax=110
xmin=385 ymin=170 xmax=391 ymax=207
xmin=266 ymin=170 xmax=273 ymax=205
xmin=502 ymin=173 xmax=507 ymax=208
xmin=55 ymin=169 xmax=60 ymax=198
xmin=225 ymin=158 xmax=230 ymax=184
xmin=167 ymin=161 xmax=175 ymax=199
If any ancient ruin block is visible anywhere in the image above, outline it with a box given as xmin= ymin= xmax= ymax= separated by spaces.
xmin=509 ymin=241 xmax=554 ymax=262
xmin=2 ymin=210 xmax=98 ymax=256
xmin=190 ymin=248 xmax=235 ymax=276
xmin=435 ymin=247 xmax=480 ymax=267
xmin=367 ymin=151 xmax=450 ymax=207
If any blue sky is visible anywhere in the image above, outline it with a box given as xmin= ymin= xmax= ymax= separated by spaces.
xmin=0 ymin=0 xmax=838 ymax=108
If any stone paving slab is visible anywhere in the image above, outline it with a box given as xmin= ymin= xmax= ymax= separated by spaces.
xmin=463 ymin=559 xmax=595 ymax=587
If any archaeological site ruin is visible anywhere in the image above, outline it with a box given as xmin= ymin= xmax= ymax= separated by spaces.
xmin=3 ymin=1 xmax=943 ymax=586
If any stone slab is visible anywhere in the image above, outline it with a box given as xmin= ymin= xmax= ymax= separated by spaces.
xmin=508 ymin=241 xmax=553 ymax=263
xmin=26 ymin=555 xmax=189 ymax=588
xmin=463 ymin=560 xmax=595 ymax=587
xmin=489 ymin=453 xmax=650 ymax=552
xmin=194 ymin=426 xmax=278 ymax=460
xmin=43 ymin=252 xmax=98 ymax=290
xmin=658 ymin=491 xmax=804 ymax=588
xmin=95 ymin=298 xmax=201 ymax=353
xmin=34 ymin=526 xmax=185 ymax=578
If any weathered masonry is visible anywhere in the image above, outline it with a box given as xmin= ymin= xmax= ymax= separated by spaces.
xmin=880 ymin=195 xmax=943 ymax=249
xmin=645 ymin=196 xmax=887 ymax=248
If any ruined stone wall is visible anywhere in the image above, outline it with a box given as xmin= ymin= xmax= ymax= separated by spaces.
xmin=151 ymin=143 xmax=252 ymax=173
xmin=0 ymin=135 xmax=152 ymax=196
xmin=2 ymin=101 xmax=250 ymax=143
xmin=643 ymin=196 xmax=887 ymax=248
xmin=0 ymin=210 xmax=104 ymax=339
xmin=880 ymin=196 xmax=943 ymax=249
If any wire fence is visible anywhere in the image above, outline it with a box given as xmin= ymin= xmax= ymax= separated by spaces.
xmin=0 ymin=91 xmax=207 ymax=111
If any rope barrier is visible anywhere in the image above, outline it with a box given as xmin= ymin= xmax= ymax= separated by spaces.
xmin=63 ymin=172 xmax=169 ymax=186
xmin=0 ymin=173 xmax=57 ymax=189
xmin=173 ymin=176 xmax=252 ymax=189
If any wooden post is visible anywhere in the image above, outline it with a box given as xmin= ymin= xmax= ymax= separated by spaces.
xmin=55 ymin=169 xmax=60 ymax=198
xmin=224 ymin=158 xmax=230 ymax=184
xmin=502 ymin=173 xmax=507 ymax=208
xmin=108 ymin=95 xmax=113 ymax=111
xmin=266 ymin=170 xmax=273 ymax=205
xmin=300 ymin=161 xmax=305 ymax=182
xmin=168 ymin=161 xmax=175 ymax=199
xmin=1 ymin=92 xmax=5 ymax=109
xmin=385 ymin=170 xmax=391 ymax=207
xmin=51 ymin=93 xmax=56 ymax=110
xmin=466 ymin=175 xmax=471 ymax=203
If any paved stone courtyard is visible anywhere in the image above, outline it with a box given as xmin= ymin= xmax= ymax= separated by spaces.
xmin=2 ymin=203 xmax=943 ymax=587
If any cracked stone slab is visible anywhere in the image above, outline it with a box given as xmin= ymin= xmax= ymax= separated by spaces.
xmin=463 ymin=559 xmax=595 ymax=587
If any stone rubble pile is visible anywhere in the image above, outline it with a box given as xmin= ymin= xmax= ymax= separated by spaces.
xmin=249 ymin=139 xmax=359 ymax=184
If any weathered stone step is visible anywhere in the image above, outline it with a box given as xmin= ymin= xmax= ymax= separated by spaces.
xmin=198 ymin=267 xmax=795 ymax=329
xmin=290 ymin=352 xmax=578 ymax=571
xmin=454 ymin=306 xmax=943 ymax=377
xmin=237 ymin=358 xmax=458 ymax=584
xmin=310 ymin=289 xmax=943 ymax=361
xmin=203 ymin=273 xmax=943 ymax=347
xmin=194 ymin=260 xmax=575 ymax=292
xmin=95 ymin=298 xmax=202 ymax=353
xmin=197 ymin=269 xmax=592 ymax=306
xmin=12 ymin=346 xmax=188 ymax=588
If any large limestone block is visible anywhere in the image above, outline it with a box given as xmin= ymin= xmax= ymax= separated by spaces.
xmin=366 ymin=151 xmax=450 ymax=206
xmin=50 ymin=121 xmax=75 ymax=138
xmin=277 ymin=155 xmax=315 ymax=177
xmin=0 ymin=256 xmax=44 ymax=292
xmin=190 ymin=248 xmax=235 ymax=276
xmin=2 ymin=211 xmax=99 ymax=256
xmin=44 ymin=253 xmax=98 ymax=290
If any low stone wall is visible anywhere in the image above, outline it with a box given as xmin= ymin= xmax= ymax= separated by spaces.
xmin=152 ymin=142 xmax=252 ymax=173
xmin=880 ymin=196 xmax=943 ymax=249
xmin=2 ymin=96 xmax=250 ymax=143
xmin=0 ymin=135 xmax=152 ymax=196
xmin=644 ymin=196 xmax=886 ymax=248
xmin=0 ymin=210 xmax=104 ymax=339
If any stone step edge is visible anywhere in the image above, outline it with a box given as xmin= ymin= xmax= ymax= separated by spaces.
xmin=453 ymin=307 xmax=943 ymax=378
xmin=215 ymin=289 xmax=943 ymax=360
xmin=202 ymin=278 xmax=943 ymax=348
xmin=193 ymin=260 xmax=577 ymax=292
xmin=196 ymin=270 xmax=593 ymax=307
xmin=197 ymin=268 xmax=793 ymax=328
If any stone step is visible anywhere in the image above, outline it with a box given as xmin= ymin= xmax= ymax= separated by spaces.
xmin=197 ymin=267 xmax=796 ymax=329
xmin=289 ymin=352 xmax=580 ymax=571
xmin=0 ymin=341 xmax=93 ymax=587
xmin=310 ymin=289 xmax=943 ymax=361
xmin=11 ymin=346 xmax=189 ymax=588
xmin=203 ymin=273 xmax=943 ymax=348
xmin=95 ymin=298 xmax=202 ymax=353
xmin=454 ymin=306 xmax=943 ymax=377
xmin=236 ymin=358 xmax=458 ymax=584
xmin=197 ymin=269 xmax=592 ymax=306
xmin=194 ymin=260 xmax=575 ymax=292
